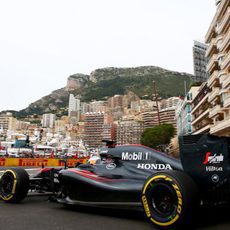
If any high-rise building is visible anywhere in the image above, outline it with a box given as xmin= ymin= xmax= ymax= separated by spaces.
xmin=68 ymin=94 xmax=81 ymax=121
xmin=107 ymin=95 xmax=123 ymax=109
xmin=140 ymin=101 xmax=158 ymax=128
xmin=192 ymin=40 xmax=209 ymax=83
xmin=192 ymin=0 xmax=230 ymax=136
xmin=16 ymin=120 xmax=30 ymax=132
xmin=0 ymin=113 xmax=17 ymax=136
xmin=89 ymin=101 xmax=108 ymax=113
xmin=160 ymin=97 xmax=180 ymax=110
xmin=80 ymin=102 xmax=90 ymax=114
xmin=159 ymin=108 xmax=177 ymax=131
xmin=116 ymin=120 xmax=144 ymax=145
xmin=84 ymin=112 xmax=114 ymax=147
xmin=141 ymin=97 xmax=179 ymax=130
xmin=176 ymin=86 xmax=200 ymax=135
xmin=55 ymin=116 xmax=69 ymax=133
xmin=191 ymin=83 xmax=212 ymax=134
xmin=84 ymin=112 xmax=104 ymax=147
xmin=141 ymin=110 xmax=159 ymax=128
xmin=206 ymin=0 xmax=230 ymax=136
xmin=42 ymin=114 xmax=56 ymax=128
xmin=102 ymin=124 xmax=117 ymax=141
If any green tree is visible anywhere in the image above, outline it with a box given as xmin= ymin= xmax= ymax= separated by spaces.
xmin=141 ymin=124 xmax=174 ymax=149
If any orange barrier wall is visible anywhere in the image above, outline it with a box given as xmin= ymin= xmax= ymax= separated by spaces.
xmin=0 ymin=158 xmax=88 ymax=167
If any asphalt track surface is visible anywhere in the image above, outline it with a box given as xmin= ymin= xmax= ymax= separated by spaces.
xmin=1 ymin=167 xmax=230 ymax=230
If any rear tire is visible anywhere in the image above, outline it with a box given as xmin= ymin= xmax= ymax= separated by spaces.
xmin=141 ymin=170 xmax=199 ymax=229
xmin=0 ymin=168 xmax=29 ymax=203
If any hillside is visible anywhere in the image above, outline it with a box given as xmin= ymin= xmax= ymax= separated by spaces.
xmin=81 ymin=66 xmax=192 ymax=101
xmin=17 ymin=66 xmax=193 ymax=117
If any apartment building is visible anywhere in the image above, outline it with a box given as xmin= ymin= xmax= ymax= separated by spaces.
xmin=159 ymin=108 xmax=177 ymax=131
xmin=0 ymin=113 xmax=17 ymax=136
xmin=68 ymin=94 xmax=81 ymax=121
xmin=192 ymin=40 xmax=209 ymax=83
xmin=160 ymin=97 xmax=180 ymax=110
xmin=107 ymin=95 xmax=123 ymax=109
xmin=159 ymin=97 xmax=180 ymax=131
xmin=141 ymin=97 xmax=179 ymax=130
xmin=102 ymin=123 xmax=117 ymax=141
xmin=55 ymin=116 xmax=69 ymax=133
xmin=84 ymin=112 xmax=104 ymax=147
xmin=176 ymin=86 xmax=200 ymax=135
xmin=116 ymin=120 xmax=144 ymax=145
xmin=84 ymin=112 xmax=114 ymax=147
xmin=191 ymin=83 xmax=212 ymax=134
xmin=81 ymin=102 xmax=90 ymax=114
xmin=141 ymin=110 xmax=159 ymax=128
xmin=89 ymin=101 xmax=108 ymax=113
xmin=207 ymin=0 xmax=230 ymax=136
xmin=16 ymin=120 xmax=30 ymax=132
xmin=193 ymin=0 xmax=230 ymax=136
xmin=42 ymin=113 xmax=56 ymax=129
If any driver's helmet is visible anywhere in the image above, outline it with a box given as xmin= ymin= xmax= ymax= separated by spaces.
xmin=88 ymin=155 xmax=101 ymax=165
xmin=99 ymin=147 xmax=121 ymax=164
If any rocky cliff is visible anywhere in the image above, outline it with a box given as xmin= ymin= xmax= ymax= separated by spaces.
xmin=66 ymin=74 xmax=90 ymax=91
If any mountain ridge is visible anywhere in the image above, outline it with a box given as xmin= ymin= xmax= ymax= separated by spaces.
xmin=11 ymin=66 xmax=193 ymax=118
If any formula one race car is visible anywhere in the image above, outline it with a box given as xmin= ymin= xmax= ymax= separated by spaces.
xmin=0 ymin=134 xmax=230 ymax=229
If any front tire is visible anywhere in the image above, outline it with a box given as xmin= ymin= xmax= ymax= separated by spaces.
xmin=0 ymin=168 xmax=29 ymax=203
xmin=141 ymin=170 xmax=199 ymax=229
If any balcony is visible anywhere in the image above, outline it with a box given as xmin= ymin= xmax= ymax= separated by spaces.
xmin=192 ymin=109 xmax=209 ymax=125
xmin=209 ymin=104 xmax=222 ymax=118
xmin=219 ymin=70 xmax=228 ymax=84
xmin=193 ymin=124 xmax=211 ymax=135
xmin=207 ymin=70 xmax=219 ymax=87
xmin=223 ymin=95 xmax=230 ymax=108
xmin=206 ymin=38 xmax=217 ymax=57
xmin=221 ymin=52 xmax=230 ymax=70
xmin=205 ymin=1 xmax=230 ymax=42
xmin=192 ymin=83 xmax=210 ymax=108
xmin=210 ymin=116 xmax=230 ymax=135
xmin=216 ymin=34 xmax=224 ymax=50
xmin=208 ymin=87 xmax=220 ymax=103
xmin=192 ymin=93 xmax=209 ymax=113
xmin=217 ymin=7 xmax=230 ymax=34
xmin=220 ymin=28 xmax=230 ymax=52
xmin=205 ymin=21 xmax=217 ymax=43
xmin=222 ymin=74 xmax=230 ymax=88
xmin=206 ymin=54 xmax=219 ymax=73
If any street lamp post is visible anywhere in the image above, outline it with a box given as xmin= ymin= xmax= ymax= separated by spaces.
xmin=153 ymin=81 xmax=161 ymax=125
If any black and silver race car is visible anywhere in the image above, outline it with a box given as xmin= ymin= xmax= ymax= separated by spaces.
xmin=0 ymin=134 xmax=230 ymax=229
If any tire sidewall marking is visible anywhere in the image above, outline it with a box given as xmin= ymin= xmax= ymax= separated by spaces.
xmin=142 ymin=174 xmax=183 ymax=227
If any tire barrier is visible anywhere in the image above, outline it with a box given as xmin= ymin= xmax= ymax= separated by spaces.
xmin=0 ymin=158 xmax=88 ymax=167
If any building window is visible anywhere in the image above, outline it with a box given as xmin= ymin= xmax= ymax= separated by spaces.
xmin=188 ymin=124 xmax=192 ymax=133
xmin=187 ymin=105 xmax=192 ymax=113
xmin=187 ymin=93 xmax=192 ymax=101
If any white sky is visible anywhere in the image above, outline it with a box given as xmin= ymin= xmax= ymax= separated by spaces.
xmin=0 ymin=0 xmax=216 ymax=111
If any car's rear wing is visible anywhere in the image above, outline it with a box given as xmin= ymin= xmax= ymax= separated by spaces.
xmin=179 ymin=134 xmax=230 ymax=189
